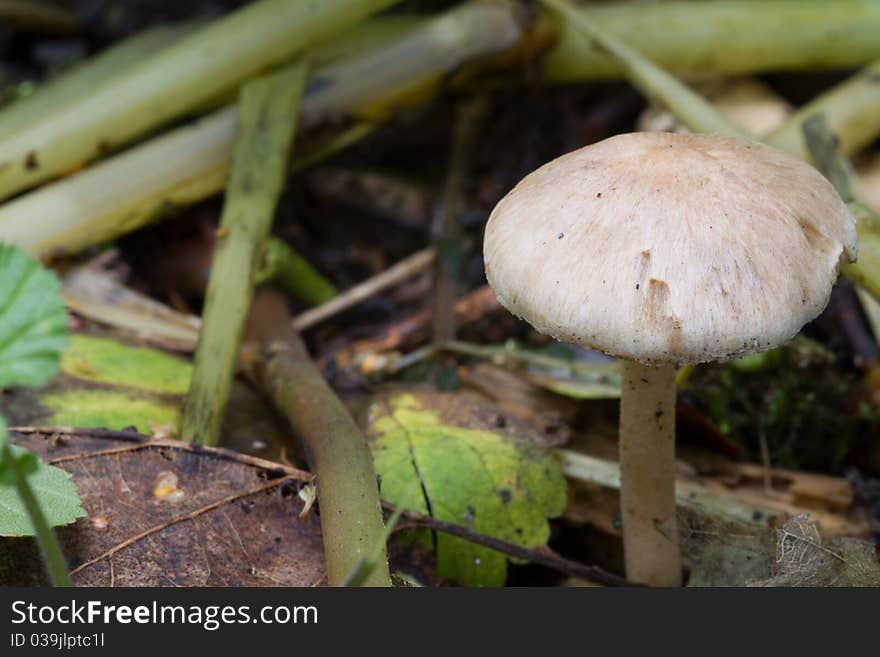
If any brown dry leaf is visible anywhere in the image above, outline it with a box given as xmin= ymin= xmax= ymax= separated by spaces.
xmin=0 ymin=428 xmax=325 ymax=587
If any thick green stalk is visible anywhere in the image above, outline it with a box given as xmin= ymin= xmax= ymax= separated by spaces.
xmin=0 ymin=0 xmax=399 ymax=201
xmin=1 ymin=443 xmax=71 ymax=586
xmin=0 ymin=117 xmax=376 ymax=260
xmin=543 ymin=0 xmax=880 ymax=82
xmin=0 ymin=2 xmax=519 ymax=259
xmin=539 ymin=0 xmax=748 ymax=138
xmin=246 ymin=289 xmax=391 ymax=587
xmin=255 ymin=239 xmax=337 ymax=307
xmin=801 ymin=115 xmax=880 ymax=302
xmin=0 ymin=23 xmax=194 ymax=139
xmin=181 ymin=64 xmax=308 ymax=446
xmin=766 ymin=59 xmax=880 ymax=160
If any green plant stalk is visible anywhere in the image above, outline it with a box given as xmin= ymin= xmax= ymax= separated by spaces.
xmin=343 ymin=503 xmax=404 ymax=587
xmin=434 ymin=97 xmax=486 ymax=344
xmin=539 ymin=0 xmax=748 ymax=139
xmin=299 ymin=0 xmax=519 ymax=124
xmin=0 ymin=0 xmax=399 ymax=201
xmin=441 ymin=339 xmax=620 ymax=379
xmin=310 ymin=15 xmax=426 ymax=68
xmin=1 ymin=443 xmax=71 ymax=586
xmin=766 ymin=59 xmax=880 ymax=160
xmin=255 ymin=238 xmax=337 ymax=307
xmin=540 ymin=0 xmax=880 ymax=301
xmin=0 ymin=23 xmax=195 ymax=140
xmin=290 ymin=121 xmax=379 ymax=173
xmin=181 ymin=63 xmax=308 ymax=446
xmin=0 ymin=2 xmax=521 ymax=259
xmin=557 ymin=448 xmax=774 ymax=527
xmin=0 ymin=112 xmax=366 ymax=260
xmin=542 ymin=0 xmax=880 ymax=82
xmin=246 ymin=289 xmax=391 ymax=587
xmin=801 ymin=115 xmax=880 ymax=302
xmin=0 ymin=107 xmax=236 ymax=259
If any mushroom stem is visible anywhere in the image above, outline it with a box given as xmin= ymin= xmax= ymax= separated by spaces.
xmin=619 ymin=360 xmax=682 ymax=586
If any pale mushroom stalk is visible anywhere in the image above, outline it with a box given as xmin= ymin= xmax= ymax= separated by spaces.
xmin=619 ymin=361 xmax=680 ymax=586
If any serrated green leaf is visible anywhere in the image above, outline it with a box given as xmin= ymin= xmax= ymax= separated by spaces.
xmin=0 ymin=243 xmax=69 ymax=389
xmin=365 ymin=393 xmax=566 ymax=586
xmin=0 ymin=443 xmax=85 ymax=537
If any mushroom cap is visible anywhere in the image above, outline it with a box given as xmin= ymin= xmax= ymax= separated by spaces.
xmin=483 ymin=132 xmax=857 ymax=365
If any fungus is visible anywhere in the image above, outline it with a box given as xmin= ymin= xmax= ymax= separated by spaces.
xmin=483 ymin=132 xmax=856 ymax=585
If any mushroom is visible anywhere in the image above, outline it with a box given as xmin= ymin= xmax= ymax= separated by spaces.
xmin=483 ymin=132 xmax=857 ymax=586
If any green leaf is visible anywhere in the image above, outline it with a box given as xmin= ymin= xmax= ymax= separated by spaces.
xmin=0 ymin=442 xmax=85 ymax=537
xmin=364 ymin=392 xmax=566 ymax=586
xmin=60 ymin=334 xmax=192 ymax=394
xmin=40 ymin=389 xmax=181 ymax=433
xmin=0 ymin=243 xmax=69 ymax=388
xmin=40 ymin=389 xmax=180 ymax=434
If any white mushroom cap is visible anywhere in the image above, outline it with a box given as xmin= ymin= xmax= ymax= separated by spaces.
xmin=484 ymin=132 xmax=857 ymax=365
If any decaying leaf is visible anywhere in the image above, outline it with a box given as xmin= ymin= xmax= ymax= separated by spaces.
xmin=0 ymin=428 xmax=324 ymax=586
xmin=683 ymin=509 xmax=880 ymax=587
xmin=758 ymin=514 xmax=880 ymax=587
xmin=362 ymin=391 xmax=567 ymax=586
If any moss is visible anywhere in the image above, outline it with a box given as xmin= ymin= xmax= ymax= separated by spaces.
xmin=686 ymin=339 xmax=878 ymax=474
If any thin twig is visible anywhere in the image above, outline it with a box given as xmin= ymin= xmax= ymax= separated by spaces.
xmin=293 ymin=248 xmax=436 ymax=331
xmin=326 ymin=284 xmax=500 ymax=372
xmin=433 ymin=96 xmax=487 ymax=343
xmin=9 ymin=427 xmax=313 ymax=481
xmin=386 ymin=504 xmax=642 ymax=587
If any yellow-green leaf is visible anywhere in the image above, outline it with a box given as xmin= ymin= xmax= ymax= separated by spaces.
xmin=41 ymin=389 xmax=180 ymax=434
xmin=364 ymin=392 xmax=566 ymax=586
xmin=60 ymin=334 xmax=191 ymax=394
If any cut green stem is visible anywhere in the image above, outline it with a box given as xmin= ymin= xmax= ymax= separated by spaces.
xmin=801 ymin=114 xmax=880 ymax=303
xmin=0 ymin=22 xmax=195 ymax=138
xmin=0 ymin=2 xmax=520 ymax=260
xmin=255 ymin=239 xmax=337 ymax=307
xmin=543 ymin=0 xmax=880 ymax=82
xmin=181 ymin=63 xmax=308 ymax=446
xmin=0 ymin=0 xmax=400 ymax=201
xmin=767 ymin=59 xmax=880 ymax=160
xmin=538 ymin=0 xmax=749 ymax=138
